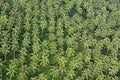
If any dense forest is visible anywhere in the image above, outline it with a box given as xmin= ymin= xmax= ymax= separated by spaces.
xmin=0 ymin=0 xmax=120 ymax=80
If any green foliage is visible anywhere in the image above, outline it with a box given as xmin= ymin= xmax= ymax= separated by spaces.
xmin=0 ymin=0 xmax=120 ymax=80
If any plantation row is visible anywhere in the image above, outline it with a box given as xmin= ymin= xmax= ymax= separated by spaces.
xmin=0 ymin=0 xmax=120 ymax=80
